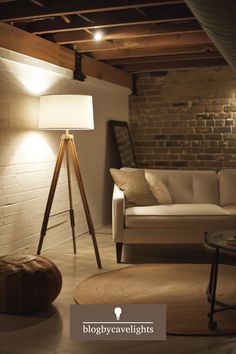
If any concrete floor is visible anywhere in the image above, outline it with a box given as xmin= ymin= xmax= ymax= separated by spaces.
xmin=0 ymin=225 xmax=235 ymax=354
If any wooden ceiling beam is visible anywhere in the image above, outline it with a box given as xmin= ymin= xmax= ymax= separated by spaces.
xmin=91 ymin=43 xmax=217 ymax=60
xmin=50 ymin=20 xmax=202 ymax=45
xmin=80 ymin=54 xmax=131 ymax=88
xmin=0 ymin=0 xmax=184 ymax=22
xmin=121 ymin=58 xmax=227 ymax=72
xmin=0 ymin=20 xmax=74 ymax=69
xmin=107 ymin=50 xmax=222 ymax=66
xmin=22 ymin=4 xmax=194 ymax=34
xmin=75 ymin=32 xmax=211 ymax=53
xmin=0 ymin=21 xmax=132 ymax=88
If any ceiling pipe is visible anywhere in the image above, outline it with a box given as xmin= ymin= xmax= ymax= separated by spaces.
xmin=185 ymin=0 xmax=236 ymax=70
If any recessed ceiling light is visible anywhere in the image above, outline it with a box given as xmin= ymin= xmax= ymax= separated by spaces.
xmin=94 ymin=31 xmax=103 ymax=41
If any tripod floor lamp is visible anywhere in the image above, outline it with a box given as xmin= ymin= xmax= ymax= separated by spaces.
xmin=37 ymin=94 xmax=102 ymax=269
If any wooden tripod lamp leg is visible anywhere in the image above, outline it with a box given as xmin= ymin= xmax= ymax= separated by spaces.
xmin=37 ymin=138 xmax=66 ymax=255
xmin=69 ymin=137 xmax=102 ymax=269
xmin=65 ymin=143 xmax=77 ymax=254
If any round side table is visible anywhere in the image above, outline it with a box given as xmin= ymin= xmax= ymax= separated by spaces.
xmin=205 ymin=231 xmax=236 ymax=330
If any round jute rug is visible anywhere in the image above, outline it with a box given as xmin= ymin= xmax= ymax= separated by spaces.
xmin=75 ymin=263 xmax=236 ymax=335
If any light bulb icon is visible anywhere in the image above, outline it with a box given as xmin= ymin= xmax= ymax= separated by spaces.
xmin=114 ymin=306 xmax=122 ymax=320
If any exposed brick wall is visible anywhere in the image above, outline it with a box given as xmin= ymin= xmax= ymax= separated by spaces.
xmin=129 ymin=67 xmax=236 ymax=170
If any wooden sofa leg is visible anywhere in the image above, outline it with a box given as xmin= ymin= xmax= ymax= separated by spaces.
xmin=116 ymin=242 xmax=123 ymax=263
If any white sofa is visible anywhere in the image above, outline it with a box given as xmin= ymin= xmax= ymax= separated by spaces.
xmin=112 ymin=169 xmax=236 ymax=262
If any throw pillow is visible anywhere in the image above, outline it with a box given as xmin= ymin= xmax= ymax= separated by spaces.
xmin=145 ymin=172 xmax=172 ymax=205
xmin=110 ymin=168 xmax=157 ymax=207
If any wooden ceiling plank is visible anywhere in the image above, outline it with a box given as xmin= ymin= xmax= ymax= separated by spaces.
xmin=23 ymin=4 xmax=194 ymax=34
xmin=75 ymin=32 xmax=211 ymax=52
xmin=107 ymin=51 xmax=222 ymax=65
xmin=0 ymin=0 xmax=184 ymax=22
xmin=46 ymin=30 xmax=92 ymax=44
xmin=92 ymin=44 xmax=218 ymax=60
xmin=0 ymin=21 xmax=132 ymax=89
xmin=51 ymin=20 xmax=202 ymax=44
xmin=122 ymin=58 xmax=227 ymax=72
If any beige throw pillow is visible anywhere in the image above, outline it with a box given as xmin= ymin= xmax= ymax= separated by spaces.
xmin=110 ymin=168 xmax=157 ymax=207
xmin=145 ymin=172 xmax=172 ymax=205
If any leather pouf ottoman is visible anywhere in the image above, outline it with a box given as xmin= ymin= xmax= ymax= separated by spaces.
xmin=0 ymin=255 xmax=62 ymax=315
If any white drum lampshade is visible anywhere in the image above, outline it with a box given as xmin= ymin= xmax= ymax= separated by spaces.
xmin=38 ymin=95 xmax=94 ymax=130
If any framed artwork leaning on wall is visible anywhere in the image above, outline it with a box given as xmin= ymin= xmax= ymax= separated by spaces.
xmin=109 ymin=120 xmax=137 ymax=168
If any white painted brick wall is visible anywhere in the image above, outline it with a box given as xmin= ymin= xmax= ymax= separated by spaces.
xmin=0 ymin=48 xmax=130 ymax=255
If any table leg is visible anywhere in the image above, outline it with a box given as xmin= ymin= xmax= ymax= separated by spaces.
xmin=208 ymin=246 xmax=219 ymax=330
xmin=207 ymin=247 xmax=217 ymax=302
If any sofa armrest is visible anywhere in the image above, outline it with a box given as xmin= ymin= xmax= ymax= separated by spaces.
xmin=112 ymin=184 xmax=125 ymax=242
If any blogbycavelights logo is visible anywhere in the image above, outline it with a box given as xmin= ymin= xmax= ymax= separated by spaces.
xmin=70 ymin=304 xmax=166 ymax=341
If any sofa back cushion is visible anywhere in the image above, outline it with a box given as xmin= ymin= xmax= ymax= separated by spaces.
xmin=144 ymin=169 xmax=219 ymax=204
xmin=218 ymin=169 xmax=236 ymax=206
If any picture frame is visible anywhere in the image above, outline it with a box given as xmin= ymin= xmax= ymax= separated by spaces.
xmin=109 ymin=120 xmax=137 ymax=168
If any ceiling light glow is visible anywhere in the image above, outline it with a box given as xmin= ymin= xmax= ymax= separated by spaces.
xmin=94 ymin=31 xmax=103 ymax=41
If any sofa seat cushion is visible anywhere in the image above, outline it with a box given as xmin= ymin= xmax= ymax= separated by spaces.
xmin=125 ymin=204 xmax=232 ymax=229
